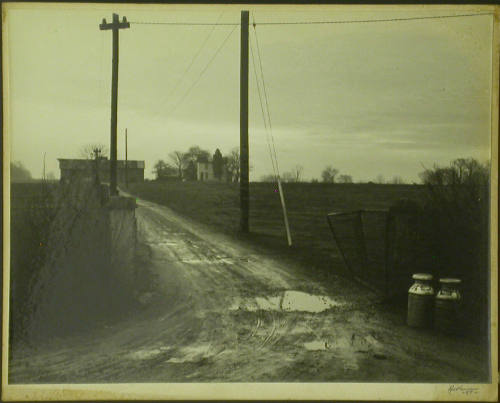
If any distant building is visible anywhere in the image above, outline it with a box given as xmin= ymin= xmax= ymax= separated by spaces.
xmin=196 ymin=161 xmax=213 ymax=181
xmin=195 ymin=161 xmax=228 ymax=182
xmin=58 ymin=158 xmax=145 ymax=185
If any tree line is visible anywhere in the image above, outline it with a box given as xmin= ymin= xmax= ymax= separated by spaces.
xmin=10 ymin=161 xmax=56 ymax=182
xmin=260 ymin=165 xmax=408 ymax=184
xmin=153 ymin=146 xmax=241 ymax=182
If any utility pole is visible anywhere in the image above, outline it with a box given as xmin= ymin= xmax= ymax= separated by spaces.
xmin=43 ymin=152 xmax=46 ymax=181
xmin=125 ymin=128 xmax=128 ymax=188
xmin=100 ymin=13 xmax=130 ymax=195
xmin=240 ymin=10 xmax=249 ymax=233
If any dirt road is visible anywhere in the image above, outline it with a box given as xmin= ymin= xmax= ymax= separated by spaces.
xmin=9 ymin=197 xmax=488 ymax=383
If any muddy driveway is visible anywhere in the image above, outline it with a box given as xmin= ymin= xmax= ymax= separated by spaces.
xmin=9 ymin=197 xmax=487 ymax=383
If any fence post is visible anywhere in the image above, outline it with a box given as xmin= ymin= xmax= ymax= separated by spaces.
xmin=384 ymin=211 xmax=395 ymax=297
xmin=326 ymin=213 xmax=353 ymax=275
xmin=354 ymin=210 xmax=368 ymax=269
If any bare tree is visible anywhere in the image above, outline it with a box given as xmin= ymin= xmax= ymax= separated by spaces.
xmin=375 ymin=174 xmax=385 ymax=184
xmin=80 ymin=143 xmax=108 ymax=184
xmin=391 ymin=175 xmax=405 ymax=184
xmin=279 ymin=165 xmax=304 ymax=183
xmin=80 ymin=143 xmax=108 ymax=160
xmin=419 ymin=158 xmax=488 ymax=187
xmin=280 ymin=172 xmax=295 ymax=183
xmin=321 ymin=166 xmax=339 ymax=183
xmin=451 ymin=157 xmax=488 ymax=184
xmin=169 ymin=151 xmax=186 ymax=179
xmin=338 ymin=174 xmax=353 ymax=183
xmin=153 ymin=160 xmax=177 ymax=180
xmin=225 ymin=148 xmax=240 ymax=182
xmin=10 ymin=161 xmax=33 ymax=182
xmin=291 ymin=165 xmax=304 ymax=182
xmin=260 ymin=174 xmax=276 ymax=182
xmin=184 ymin=146 xmax=210 ymax=164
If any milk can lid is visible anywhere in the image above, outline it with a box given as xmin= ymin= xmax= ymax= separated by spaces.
xmin=412 ymin=273 xmax=433 ymax=281
xmin=439 ymin=278 xmax=461 ymax=284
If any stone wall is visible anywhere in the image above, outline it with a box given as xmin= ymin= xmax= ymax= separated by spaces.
xmin=25 ymin=184 xmax=138 ymax=341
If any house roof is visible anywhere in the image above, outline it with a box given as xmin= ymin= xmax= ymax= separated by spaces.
xmin=196 ymin=154 xmax=210 ymax=163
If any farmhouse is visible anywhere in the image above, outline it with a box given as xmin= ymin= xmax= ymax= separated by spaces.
xmin=196 ymin=161 xmax=213 ymax=181
xmin=58 ymin=158 xmax=145 ymax=184
xmin=195 ymin=160 xmax=228 ymax=182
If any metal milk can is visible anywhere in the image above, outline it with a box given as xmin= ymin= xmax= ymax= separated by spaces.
xmin=407 ymin=273 xmax=434 ymax=328
xmin=434 ymin=278 xmax=462 ymax=335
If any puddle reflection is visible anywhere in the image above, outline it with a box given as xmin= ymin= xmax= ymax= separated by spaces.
xmin=303 ymin=340 xmax=329 ymax=351
xmin=231 ymin=290 xmax=343 ymax=313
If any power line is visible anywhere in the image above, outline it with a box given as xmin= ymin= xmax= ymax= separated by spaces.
xmin=252 ymin=20 xmax=280 ymax=178
xmin=168 ymin=25 xmax=237 ymax=115
xmin=131 ymin=21 xmax=238 ymax=26
xmin=250 ymin=38 xmax=277 ymax=178
xmin=253 ymin=12 xmax=492 ymax=25
xmin=251 ymin=20 xmax=293 ymax=246
xmin=253 ymin=21 xmax=273 ymax=141
xmin=130 ymin=12 xmax=491 ymax=27
xmin=166 ymin=11 xmax=224 ymax=102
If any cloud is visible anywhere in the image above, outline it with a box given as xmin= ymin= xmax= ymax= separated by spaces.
xmin=6 ymin=6 xmax=492 ymax=182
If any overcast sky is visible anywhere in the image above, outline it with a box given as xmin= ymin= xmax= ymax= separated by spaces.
xmin=4 ymin=4 xmax=494 ymax=182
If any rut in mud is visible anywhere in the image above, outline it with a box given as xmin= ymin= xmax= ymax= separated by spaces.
xmin=8 ymin=197 xmax=488 ymax=383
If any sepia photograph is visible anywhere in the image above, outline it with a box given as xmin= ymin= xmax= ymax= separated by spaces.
xmin=2 ymin=2 xmax=498 ymax=401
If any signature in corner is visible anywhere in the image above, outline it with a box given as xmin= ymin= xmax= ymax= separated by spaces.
xmin=448 ymin=385 xmax=480 ymax=395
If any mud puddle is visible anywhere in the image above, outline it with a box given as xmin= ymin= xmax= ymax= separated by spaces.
xmin=128 ymin=347 xmax=170 ymax=360
xmin=230 ymin=290 xmax=343 ymax=313
xmin=304 ymin=340 xmax=330 ymax=351
xmin=166 ymin=344 xmax=214 ymax=363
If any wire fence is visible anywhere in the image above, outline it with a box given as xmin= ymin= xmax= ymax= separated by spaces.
xmin=327 ymin=208 xmax=422 ymax=297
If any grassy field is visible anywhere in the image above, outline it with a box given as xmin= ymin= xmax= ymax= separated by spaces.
xmin=128 ymin=181 xmax=425 ymax=283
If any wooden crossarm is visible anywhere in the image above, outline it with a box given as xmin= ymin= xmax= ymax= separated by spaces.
xmin=99 ymin=14 xmax=130 ymax=30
